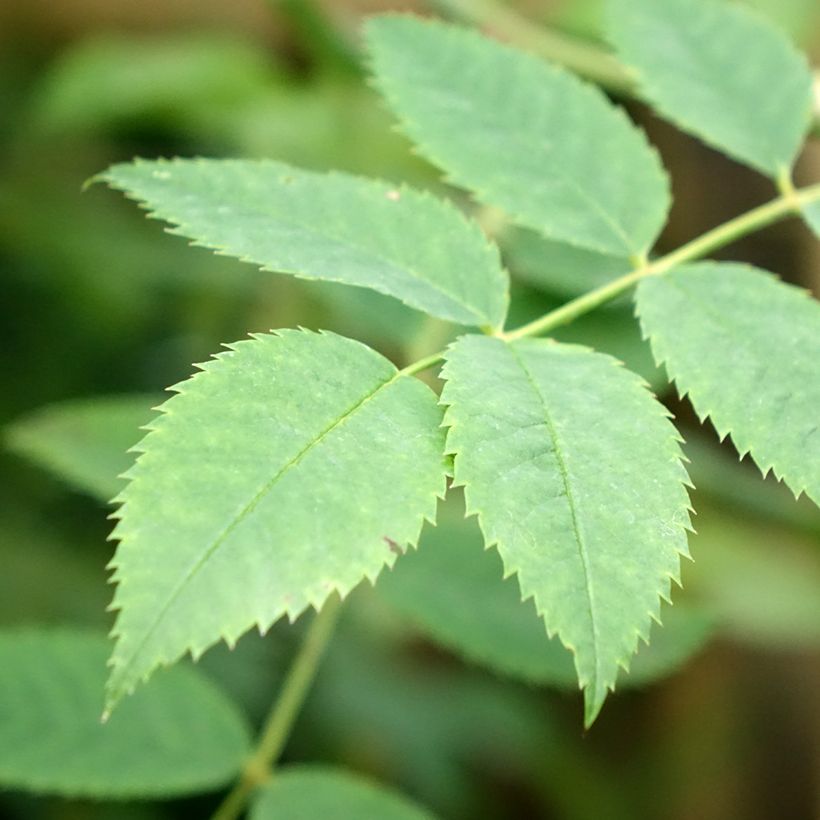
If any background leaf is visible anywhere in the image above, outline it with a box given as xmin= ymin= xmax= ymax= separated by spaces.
xmin=606 ymin=0 xmax=813 ymax=176
xmin=366 ymin=15 xmax=670 ymax=257
xmin=250 ymin=766 xmax=437 ymax=819
xmin=106 ymin=329 xmax=447 ymax=712
xmin=33 ymin=33 xmax=278 ymax=133
xmin=440 ymin=336 xmax=692 ymax=724
xmin=379 ymin=498 xmax=713 ymax=690
xmin=801 ymin=200 xmax=820 ymax=240
xmin=501 ymin=227 xmax=633 ymax=301
xmin=5 ymin=394 xmax=160 ymax=502
xmin=0 ymin=629 xmax=250 ymax=798
xmin=636 ymin=263 xmax=820 ymax=504
xmin=101 ymin=158 xmax=508 ymax=329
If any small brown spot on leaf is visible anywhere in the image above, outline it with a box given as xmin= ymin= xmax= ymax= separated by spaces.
xmin=383 ymin=536 xmax=403 ymax=555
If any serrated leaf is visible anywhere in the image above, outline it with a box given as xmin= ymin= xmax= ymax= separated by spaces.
xmin=100 ymin=158 xmax=508 ymax=329
xmin=5 ymin=394 xmax=160 ymax=502
xmin=366 ymin=15 xmax=670 ymax=258
xmin=440 ymin=336 xmax=691 ymax=725
xmin=380 ymin=501 xmax=712 ymax=690
xmin=106 ymin=329 xmax=447 ymax=712
xmin=0 ymin=629 xmax=250 ymax=798
xmin=606 ymin=0 xmax=813 ymax=177
xmin=636 ymin=263 xmax=820 ymax=505
xmin=250 ymin=767 xmax=437 ymax=820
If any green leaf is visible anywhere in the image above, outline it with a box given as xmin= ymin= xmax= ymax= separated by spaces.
xmin=250 ymin=767 xmax=437 ymax=820
xmin=687 ymin=501 xmax=820 ymax=649
xmin=380 ymin=498 xmax=712 ymax=691
xmin=366 ymin=15 xmax=670 ymax=257
xmin=0 ymin=629 xmax=250 ymax=798
xmin=34 ymin=33 xmax=277 ymax=133
xmin=5 ymin=394 xmax=160 ymax=502
xmin=636 ymin=263 xmax=820 ymax=505
xmin=106 ymin=329 xmax=447 ymax=712
xmin=440 ymin=336 xmax=692 ymax=725
xmin=606 ymin=0 xmax=813 ymax=177
xmin=100 ymin=158 xmax=508 ymax=329
xmin=801 ymin=200 xmax=820 ymax=240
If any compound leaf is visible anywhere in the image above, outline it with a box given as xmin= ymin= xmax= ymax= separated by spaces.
xmin=250 ymin=767 xmax=437 ymax=820
xmin=106 ymin=329 xmax=447 ymax=713
xmin=606 ymin=0 xmax=813 ymax=177
xmin=5 ymin=394 xmax=159 ymax=502
xmin=0 ymin=629 xmax=250 ymax=798
xmin=636 ymin=262 xmax=820 ymax=505
xmin=366 ymin=15 xmax=670 ymax=258
xmin=101 ymin=158 xmax=508 ymax=329
xmin=440 ymin=335 xmax=692 ymax=725
xmin=380 ymin=504 xmax=712 ymax=690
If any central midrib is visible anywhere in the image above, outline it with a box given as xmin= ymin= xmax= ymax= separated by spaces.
xmin=508 ymin=345 xmax=603 ymax=692
xmin=111 ymin=368 xmax=401 ymax=687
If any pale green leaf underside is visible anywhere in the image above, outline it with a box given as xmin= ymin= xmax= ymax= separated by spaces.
xmin=5 ymin=394 xmax=160 ymax=502
xmin=606 ymin=0 xmax=813 ymax=176
xmin=502 ymin=226 xmax=633 ymax=300
xmin=636 ymin=263 xmax=820 ymax=505
xmin=107 ymin=329 xmax=447 ymax=711
xmin=250 ymin=767 xmax=437 ymax=820
xmin=440 ymin=336 xmax=691 ymax=725
xmin=380 ymin=505 xmax=712 ymax=690
xmin=0 ymin=629 xmax=250 ymax=798
xmin=801 ymin=200 xmax=820 ymax=240
xmin=101 ymin=158 xmax=508 ymax=329
xmin=366 ymin=15 xmax=670 ymax=257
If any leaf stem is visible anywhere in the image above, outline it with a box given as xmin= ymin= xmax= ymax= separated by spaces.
xmin=428 ymin=0 xmax=820 ymax=139
xmin=211 ymin=595 xmax=342 ymax=820
xmin=401 ymin=182 xmax=820 ymax=371
xmin=502 ymin=182 xmax=820 ymax=342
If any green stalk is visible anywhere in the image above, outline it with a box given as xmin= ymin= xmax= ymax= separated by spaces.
xmin=404 ymin=182 xmax=820 ymax=369
xmin=503 ymin=181 xmax=820 ymax=342
xmin=211 ymin=596 xmax=342 ymax=820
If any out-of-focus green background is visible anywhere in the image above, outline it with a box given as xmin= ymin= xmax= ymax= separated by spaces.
xmin=1 ymin=1 xmax=819 ymax=818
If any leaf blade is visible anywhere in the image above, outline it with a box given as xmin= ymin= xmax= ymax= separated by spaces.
xmin=100 ymin=158 xmax=509 ymax=329
xmin=0 ymin=629 xmax=250 ymax=798
xmin=636 ymin=262 xmax=820 ymax=504
xmin=366 ymin=15 xmax=670 ymax=257
xmin=250 ymin=766 xmax=437 ymax=820
xmin=5 ymin=394 xmax=160 ymax=502
xmin=606 ymin=0 xmax=813 ymax=176
xmin=106 ymin=329 xmax=447 ymax=711
xmin=440 ymin=335 xmax=691 ymax=724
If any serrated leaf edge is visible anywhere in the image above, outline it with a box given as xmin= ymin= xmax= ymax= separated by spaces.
xmin=604 ymin=0 xmax=813 ymax=177
xmin=439 ymin=335 xmax=693 ymax=726
xmin=364 ymin=12 xmax=672 ymax=259
xmin=634 ymin=265 xmax=820 ymax=504
xmin=104 ymin=328 xmax=447 ymax=715
xmin=98 ymin=156 xmax=510 ymax=330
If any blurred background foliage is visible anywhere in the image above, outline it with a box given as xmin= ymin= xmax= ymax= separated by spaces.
xmin=1 ymin=1 xmax=819 ymax=818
